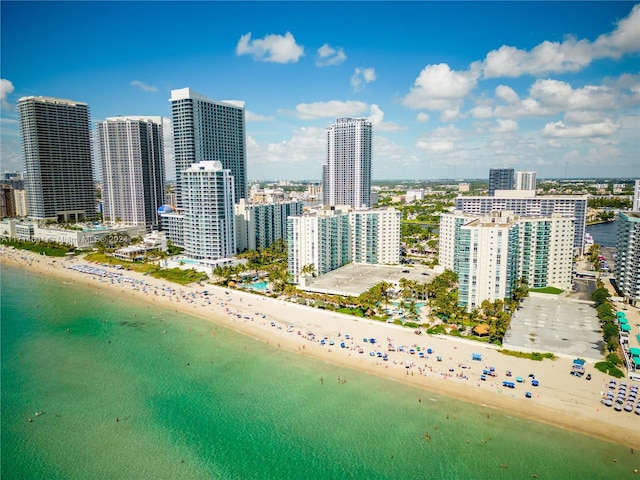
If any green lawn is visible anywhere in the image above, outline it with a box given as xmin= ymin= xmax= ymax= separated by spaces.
xmin=529 ymin=286 xmax=564 ymax=295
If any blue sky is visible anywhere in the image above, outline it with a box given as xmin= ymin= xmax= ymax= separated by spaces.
xmin=1 ymin=1 xmax=639 ymax=181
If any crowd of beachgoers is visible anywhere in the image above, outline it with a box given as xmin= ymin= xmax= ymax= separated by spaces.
xmin=2 ymin=246 xmax=639 ymax=449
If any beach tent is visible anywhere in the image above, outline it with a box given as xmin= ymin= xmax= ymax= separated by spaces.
xmin=472 ymin=353 xmax=482 ymax=361
xmin=620 ymin=324 xmax=631 ymax=332
xmin=572 ymin=359 xmax=585 ymax=376
xmin=630 ymin=348 xmax=640 ymax=357
xmin=618 ymin=317 xmax=629 ymax=324
xmin=616 ymin=311 xmax=627 ymax=317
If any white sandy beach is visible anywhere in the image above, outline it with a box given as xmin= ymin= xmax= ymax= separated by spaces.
xmin=2 ymin=248 xmax=639 ymax=449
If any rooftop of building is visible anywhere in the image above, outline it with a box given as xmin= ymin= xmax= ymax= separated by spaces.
xmin=18 ymin=96 xmax=87 ymax=107
xmin=169 ymin=88 xmax=245 ymax=108
xmin=620 ymin=211 xmax=640 ymax=221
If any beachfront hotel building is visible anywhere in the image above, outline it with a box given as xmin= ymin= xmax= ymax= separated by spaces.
xmin=235 ymin=198 xmax=303 ymax=252
xmin=287 ymin=206 xmax=351 ymax=284
xmin=97 ymin=116 xmax=166 ymax=230
xmin=616 ymin=212 xmax=640 ymax=307
xmin=287 ymin=206 xmax=401 ymax=284
xmin=170 ymin=88 xmax=246 ymax=207
xmin=350 ymin=207 xmax=401 ymax=265
xmin=515 ymin=171 xmax=537 ymax=191
xmin=439 ymin=210 xmax=575 ymax=310
xmin=488 ymin=168 xmax=514 ymax=196
xmin=18 ymin=96 xmax=96 ymax=222
xmin=453 ymin=190 xmax=587 ymax=254
xmin=181 ymin=161 xmax=236 ymax=261
xmin=322 ymin=117 xmax=372 ymax=209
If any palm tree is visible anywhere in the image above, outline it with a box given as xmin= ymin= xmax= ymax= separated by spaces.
xmin=300 ymin=263 xmax=316 ymax=279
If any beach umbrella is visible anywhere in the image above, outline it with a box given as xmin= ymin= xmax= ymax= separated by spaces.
xmin=472 ymin=324 xmax=490 ymax=336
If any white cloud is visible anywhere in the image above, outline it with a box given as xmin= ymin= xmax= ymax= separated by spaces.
xmin=530 ymin=79 xmax=615 ymax=110
xmin=470 ymin=105 xmax=493 ymax=119
xmin=236 ymin=32 xmax=304 ymax=63
xmin=490 ymin=119 xmax=519 ymax=133
xmin=541 ymin=119 xmax=621 ymax=138
xmin=493 ymin=95 xmax=551 ymax=119
xmin=246 ymin=110 xmax=275 ymax=122
xmin=316 ymin=44 xmax=347 ymax=67
xmin=1 ymin=78 xmax=15 ymax=109
xmin=402 ymin=63 xmax=480 ymax=111
xmin=593 ymin=3 xmax=640 ymax=58
xmin=373 ymin=135 xmax=421 ymax=175
xmin=495 ymin=85 xmax=520 ymax=104
xmin=482 ymin=4 xmax=640 ymax=78
xmin=563 ymin=110 xmax=605 ymax=124
xmin=367 ymin=104 xmax=403 ymax=132
xmin=294 ymin=100 xmax=368 ymax=120
xmin=416 ymin=125 xmax=463 ymax=153
xmin=130 ymin=80 xmax=158 ymax=92
xmin=350 ymin=67 xmax=376 ymax=92
xmin=246 ymin=127 xmax=326 ymax=179
xmin=440 ymin=107 xmax=462 ymax=122
xmin=416 ymin=112 xmax=430 ymax=123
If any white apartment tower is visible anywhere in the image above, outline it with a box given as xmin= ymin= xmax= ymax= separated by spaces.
xmin=616 ymin=212 xmax=640 ymax=307
xmin=323 ymin=117 xmax=372 ymax=209
xmin=18 ymin=96 xmax=95 ymax=222
xmin=287 ymin=206 xmax=351 ymax=284
xmin=454 ymin=191 xmax=587 ymax=254
xmin=170 ymin=88 xmax=246 ymax=206
xmin=350 ymin=208 xmax=401 ymax=265
xmin=235 ymin=199 xmax=303 ymax=252
xmin=182 ymin=161 xmax=236 ymax=260
xmin=97 ymin=116 xmax=166 ymax=230
xmin=515 ymin=171 xmax=537 ymax=191
xmin=633 ymin=179 xmax=640 ymax=212
xmin=287 ymin=206 xmax=401 ymax=284
xmin=440 ymin=210 xmax=574 ymax=310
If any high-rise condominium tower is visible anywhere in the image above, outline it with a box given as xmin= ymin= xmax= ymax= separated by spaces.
xmin=18 ymin=96 xmax=95 ymax=222
xmin=97 ymin=116 xmax=166 ymax=230
xmin=515 ymin=171 xmax=537 ymax=191
xmin=170 ymin=88 xmax=246 ymax=206
xmin=488 ymin=168 xmax=515 ymax=196
xmin=182 ymin=161 xmax=236 ymax=260
xmin=322 ymin=117 xmax=372 ymax=209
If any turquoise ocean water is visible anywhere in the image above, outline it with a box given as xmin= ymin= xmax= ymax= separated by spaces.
xmin=1 ymin=264 xmax=637 ymax=479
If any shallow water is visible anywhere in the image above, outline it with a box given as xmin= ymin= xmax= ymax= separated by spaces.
xmin=1 ymin=264 xmax=637 ymax=479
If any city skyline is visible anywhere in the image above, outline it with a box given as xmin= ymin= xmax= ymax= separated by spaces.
xmin=1 ymin=2 xmax=639 ymax=181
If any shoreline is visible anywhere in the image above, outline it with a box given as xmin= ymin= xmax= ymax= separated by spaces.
xmin=2 ymin=248 xmax=639 ymax=449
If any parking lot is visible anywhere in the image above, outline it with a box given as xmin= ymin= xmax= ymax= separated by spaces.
xmin=301 ymin=264 xmax=436 ymax=297
xmin=503 ymin=295 xmax=603 ymax=361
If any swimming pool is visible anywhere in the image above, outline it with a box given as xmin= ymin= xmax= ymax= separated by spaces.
xmin=246 ymin=281 xmax=269 ymax=291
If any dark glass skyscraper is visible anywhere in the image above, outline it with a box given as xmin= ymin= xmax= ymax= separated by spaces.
xmin=170 ymin=88 xmax=246 ymax=207
xmin=18 ymin=96 xmax=95 ymax=222
xmin=488 ymin=168 xmax=515 ymax=196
